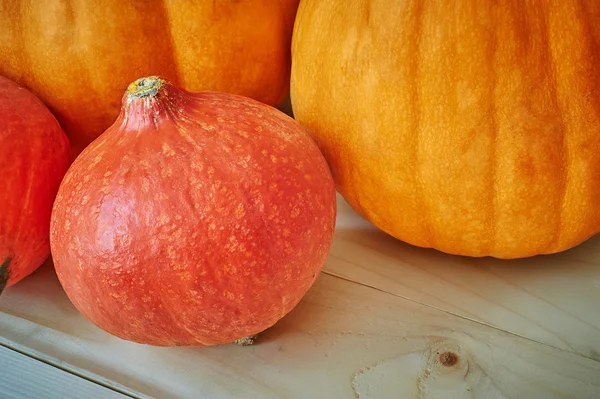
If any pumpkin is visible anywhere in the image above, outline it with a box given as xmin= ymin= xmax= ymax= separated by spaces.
xmin=49 ymin=76 xmax=336 ymax=346
xmin=290 ymin=0 xmax=600 ymax=259
xmin=0 ymin=75 xmax=71 ymax=294
xmin=0 ymin=0 xmax=300 ymax=155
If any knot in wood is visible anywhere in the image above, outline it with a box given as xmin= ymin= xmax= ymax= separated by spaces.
xmin=439 ymin=351 xmax=459 ymax=367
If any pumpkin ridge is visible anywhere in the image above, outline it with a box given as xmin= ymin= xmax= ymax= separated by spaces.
xmin=155 ymin=0 xmax=182 ymax=88
xmin=12 ymin=3 xmax=35 ymax=90
xmin=579 ymin=0 xmax=600 ymax=50
xmin=63 ymin=1 xmax=95 ymax=126
xmin=567 ymin=0 xmax=600 ymax=249
xmin=539 ymin=5 xmax=569 ymax=254
xmin=63 ymin=1 xmax=75 ymax=24
xmin=411 ymin=0 xmax=434 ymax=248
xmin=486 ymin=6 xmax=500 ymax=257
xmin=362 ymin=1 xmax=372 ymax=27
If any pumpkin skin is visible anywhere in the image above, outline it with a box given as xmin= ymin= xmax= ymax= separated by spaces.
xmin=49 ymin=77 xmax=336 ymax=346
xmin=0 ymin=0 xmax=300 ymax=155
xmin=290 ymin=0 xmax=600 ymax=259
xmin=0 ymin=75 xmax=71 ymax=293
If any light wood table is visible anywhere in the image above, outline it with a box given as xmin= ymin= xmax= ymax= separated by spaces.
xmin=1 ymin=195 xmax=599 ymax=398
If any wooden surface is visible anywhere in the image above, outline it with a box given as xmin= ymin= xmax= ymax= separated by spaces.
xmin=0 ymin=344 xmax=130 ymax=399
xmin=0 ymin=195 xmax=599 ymax=399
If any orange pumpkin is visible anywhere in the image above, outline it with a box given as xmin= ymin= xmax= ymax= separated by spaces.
xmin=0 ymin=0 xmax=299 ymax=155
xmin=290 ymin=1 xmax=600 ymax=259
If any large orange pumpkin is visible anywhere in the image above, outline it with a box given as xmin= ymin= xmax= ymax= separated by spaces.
xmin=290 ymin=1 xmax=600 ymax=259
xmin=0 ymin=0 xmax=299 ymax=155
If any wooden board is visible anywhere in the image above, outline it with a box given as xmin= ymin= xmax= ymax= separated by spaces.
xmin=0 ymin=196 xmax=599 ymax=398
xmin=0 ymin=344 xmax=131 ymax=399
xmin=328 ymin=197 xmax=600 ymax=361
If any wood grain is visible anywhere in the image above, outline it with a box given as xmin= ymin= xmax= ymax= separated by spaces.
xmin=0 ymin=252 xmax=599 ymax=399
xmin=0 ymin=344 xmax=131 ymax=399
xmin=328 ymin=195 xmax=600 ymax=361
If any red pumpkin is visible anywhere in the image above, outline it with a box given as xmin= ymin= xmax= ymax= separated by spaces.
xmin=50 ymin=77 xmax=336 ymax=346
xmin=0 ymin=75 xmax=71 ymax=293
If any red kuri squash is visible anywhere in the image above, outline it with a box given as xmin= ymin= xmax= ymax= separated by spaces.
xmin=0 ymin=75 xmax=71 ymax=294
xmin=50 ymin=77 xmax=336 ymax=346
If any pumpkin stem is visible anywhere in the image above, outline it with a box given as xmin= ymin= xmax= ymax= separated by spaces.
xmin=233 ymin=334 xmax=258 ymax=346
xmin=0 ymin=257 xmax=12 ymax=296
xmin=126 ymin=76 xmax=165 ymax=102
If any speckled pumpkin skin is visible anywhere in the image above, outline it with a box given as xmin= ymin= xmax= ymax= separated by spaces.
xmin=0 ymin=75 xmax=71 ymax=293
xmin=291 ymin=0 xmax=600 ymax=259
xmin=49 ymin=78 xmax=336 ymax=346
